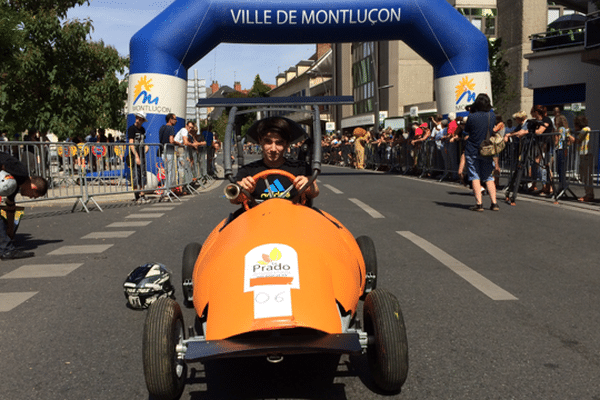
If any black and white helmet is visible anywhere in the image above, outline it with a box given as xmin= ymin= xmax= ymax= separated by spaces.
xmin=123 ymin=263 xmax=175 ymax=309
xmin=0 ymin=170 xmax=17 ymax=197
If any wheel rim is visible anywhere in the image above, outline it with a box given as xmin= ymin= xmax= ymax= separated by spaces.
xmin=174 ymin=319 xmax=185 ymax=378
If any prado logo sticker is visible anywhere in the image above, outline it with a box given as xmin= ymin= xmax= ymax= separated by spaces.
xmin=244 ymin=244 xmax=299 ymax=319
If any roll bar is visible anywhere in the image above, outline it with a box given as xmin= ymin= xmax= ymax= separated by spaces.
xmin=201 ymin=96 xmax=355 ymax=183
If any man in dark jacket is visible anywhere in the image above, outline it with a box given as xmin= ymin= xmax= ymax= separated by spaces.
xmin=0 ymin=152 xmax=48 ymax=260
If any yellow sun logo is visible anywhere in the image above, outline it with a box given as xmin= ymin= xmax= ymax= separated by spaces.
xmin=134 ymin=75 xmax=153 ymax=99
xmin=257 ymin=248 xmax=282 ymax=266
xmin=455 ymin=76 xmax=476 ymax=102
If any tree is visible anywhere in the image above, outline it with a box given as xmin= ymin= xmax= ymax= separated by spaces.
xmin=247 ymin=74 xmax=271 ymax=98
xmin=0 ymin=0 xmax=128 ymax=139
xmin=213 ymin=75 xmax=272 ymax=141
xmin=488 ymin=37 xmax=516 ymax=117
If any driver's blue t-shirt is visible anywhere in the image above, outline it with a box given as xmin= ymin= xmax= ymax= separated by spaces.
xmin=235 ymin=158 xmax=311 ymax=200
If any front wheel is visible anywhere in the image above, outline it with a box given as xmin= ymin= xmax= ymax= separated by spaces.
xmin=356 ymin=235 xmax=377 ymax=299
xmin=363 ymin=289 xmax=408 ymax=393
xmin=182 ymin=242 xmax=201 ymax=308
xmin=143 ymin=297 xmax=186 ymax=400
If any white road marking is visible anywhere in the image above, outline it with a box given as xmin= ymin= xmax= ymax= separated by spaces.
xmin=323 ymin=184 xmax=343 ymax=194
xmin=81 ymin=231 xmax=135 ymax=239
xmin=48 ymin=244 xmax=113 ymax=255
xmin=151 ymin=202 xmax=182 ymax=206
xmin=141 ymin=207 xmax=174 ymax=211
xmin=1 ymin=264 xmax=83 ymax=279
xmin=125 ymin=213 xmax=164 ymax=218
xmin=0 ymin=292 xmax=38 ymax=312
xmin=397 ymin=231 xmax=518 ymax=301
xmin=349 ymin=198 xmax=385 ymax=218
xmin=106 ymin=221 xmax=152 ymax=228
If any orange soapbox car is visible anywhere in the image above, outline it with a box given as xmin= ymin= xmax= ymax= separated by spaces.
xmin=142 ymin=97 xmax=408 ymax=399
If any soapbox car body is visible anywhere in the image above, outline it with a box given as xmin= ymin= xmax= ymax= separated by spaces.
xmin=142 ymin=97 xmax=408 ymax=400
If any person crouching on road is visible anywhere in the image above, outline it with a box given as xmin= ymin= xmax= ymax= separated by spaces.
xmin=0 ymin=151 xmax=48 ymax=260
xmin=232 ymin=117 xmax=319 ymax=205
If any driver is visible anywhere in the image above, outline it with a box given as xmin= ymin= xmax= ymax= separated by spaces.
xmin=231 ymin=117 xmax=319 ymax=204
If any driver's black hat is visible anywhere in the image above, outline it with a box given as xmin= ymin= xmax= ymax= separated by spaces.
xmin=246 ymin=116 xmax=307 ymax=145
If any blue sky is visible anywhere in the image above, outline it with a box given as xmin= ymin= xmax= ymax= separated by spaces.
xmin=66 ymin=0 xmax=315 ymax=89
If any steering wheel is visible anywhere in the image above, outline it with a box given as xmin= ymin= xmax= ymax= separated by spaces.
xmin=241 ymin=169 xmax=302 ymax=210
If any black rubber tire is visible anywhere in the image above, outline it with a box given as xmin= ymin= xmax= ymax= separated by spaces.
xmin=143 ymin=297 xmax=186 ymax=400
xmin=356 ymin=235 xmax=377 ymax=299
xmin=363 ymin=289 xmax=409 ymax=393
xmin=182 ymin=242 xmax=201 ymax=308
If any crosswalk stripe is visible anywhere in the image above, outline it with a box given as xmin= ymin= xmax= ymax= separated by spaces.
xmin=48 ymin=244 xmax=113 ymax=255
xmin=125 ymin=213 xmax=164 ymax=218
xmin=141 ymin=207 xmax=174 ymax=212
xmin=0 ymin=292 xmax=38 ymax=312
xmin=81 ymin=231 xmax=135 ymax=239
xmin=1 ymin=264 xmax=83 ymax=279
xmin=106 ymin=221 xmax=152 ymax=227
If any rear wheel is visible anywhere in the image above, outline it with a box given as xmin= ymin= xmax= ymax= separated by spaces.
xmin=356 ymin=235 xmax=377 ymax=299
xmin=182 ymin=242 xmax=201 ymax=308
xmin=363 ymin=289 xmax=408 ymax=393
xmin=143 ymin=297 xmax=186 ymax=400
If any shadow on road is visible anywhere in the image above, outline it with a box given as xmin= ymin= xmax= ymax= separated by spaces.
xmin=181 ymin=353 xmax=387 ymax=399
xmin=14 ymin=233 xmax=62 ymax=251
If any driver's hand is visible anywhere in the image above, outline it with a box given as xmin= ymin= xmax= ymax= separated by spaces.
xmin=238 ymin=176 xmax=256 ymax=194
xmin=293 ymin=176 xmax=319 ymax=199
xmin=293 ymin=176 xmax=309 ymax=192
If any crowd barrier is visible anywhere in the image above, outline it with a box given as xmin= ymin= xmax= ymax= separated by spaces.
xmin=0 ymin=141 xmax=213 ymax=212
xmin=318 ymin=129 xmax=600 ymax=203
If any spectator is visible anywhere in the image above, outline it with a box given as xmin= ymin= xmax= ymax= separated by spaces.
xmin=127 ymin=111 xmax=148 ymax=203
xmin=463 ymin=93 xmax=498 ymax=211
xmin=568 ymin=115 xmax=593 ymax=202
xmin=159 ymin=113 xmax=177 ymax=189
xmin=86 ymin=129 xmax=98 ymax=143
xmin=0 ymin=129 xmax=8 ymax=142
xmin=174 ymin=121 xmax=202 ymax=187
xmin=492 ymin=115 xmax=506 ymax=188
xmin=202 ymin=125 xmax=217 ymax=177
xmin=411 ymin=123 xmax=430 ymax=174
xmin=554 ymin=114 xmax=570 ymax=193
xmin=0 ymin=151 xmax=48 ymax=259
xmin=98 ymin=128 xmax=108 ymax=143
xmin=551 ymin=106 xmax=562 ymax=125
xmin=353 ymin=127 xmax=371 ymax=169
xmin=436 ymin=119 xmax=451 ymax=179
xmin=530 ymin=105 xmax=554 ymax=195
xmin=505 ymin=118 xmax=515 ymax=134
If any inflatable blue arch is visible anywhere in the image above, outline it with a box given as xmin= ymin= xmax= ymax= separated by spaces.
xmin=128 ymin=0 xmax=491 ymax=144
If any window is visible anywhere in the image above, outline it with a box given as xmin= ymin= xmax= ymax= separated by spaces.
xmin=458 ymin=8 xmax=497 ymax=38
xmin=352 ymin=42 xmax=376 ymax=115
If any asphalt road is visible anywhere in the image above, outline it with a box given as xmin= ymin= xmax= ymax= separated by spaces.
xmin=1 ymin=163 xmax=600 ymax=400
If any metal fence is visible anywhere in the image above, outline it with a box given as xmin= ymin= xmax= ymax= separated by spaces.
xmin=0 ymin=141 xmax=213 ymax=212
xmin=318 ymin=130 xmax=600 ymax=203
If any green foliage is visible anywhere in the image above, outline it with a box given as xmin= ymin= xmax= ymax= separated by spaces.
xmin=212 ymin=75 xmax=271 ymax=141
xmin=0 ymin=0 xmax=128 ymax=139
xmin=488 ymin=37 xmax=516 ymax=116
xmin=247 ymin=74 xmax=271 ymax=98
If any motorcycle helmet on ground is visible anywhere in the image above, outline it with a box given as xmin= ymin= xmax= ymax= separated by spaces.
xmin=0 ymin=170 xmax=17 ymax=197
xmin=123 ymin=263 xmax=175 ymax=309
